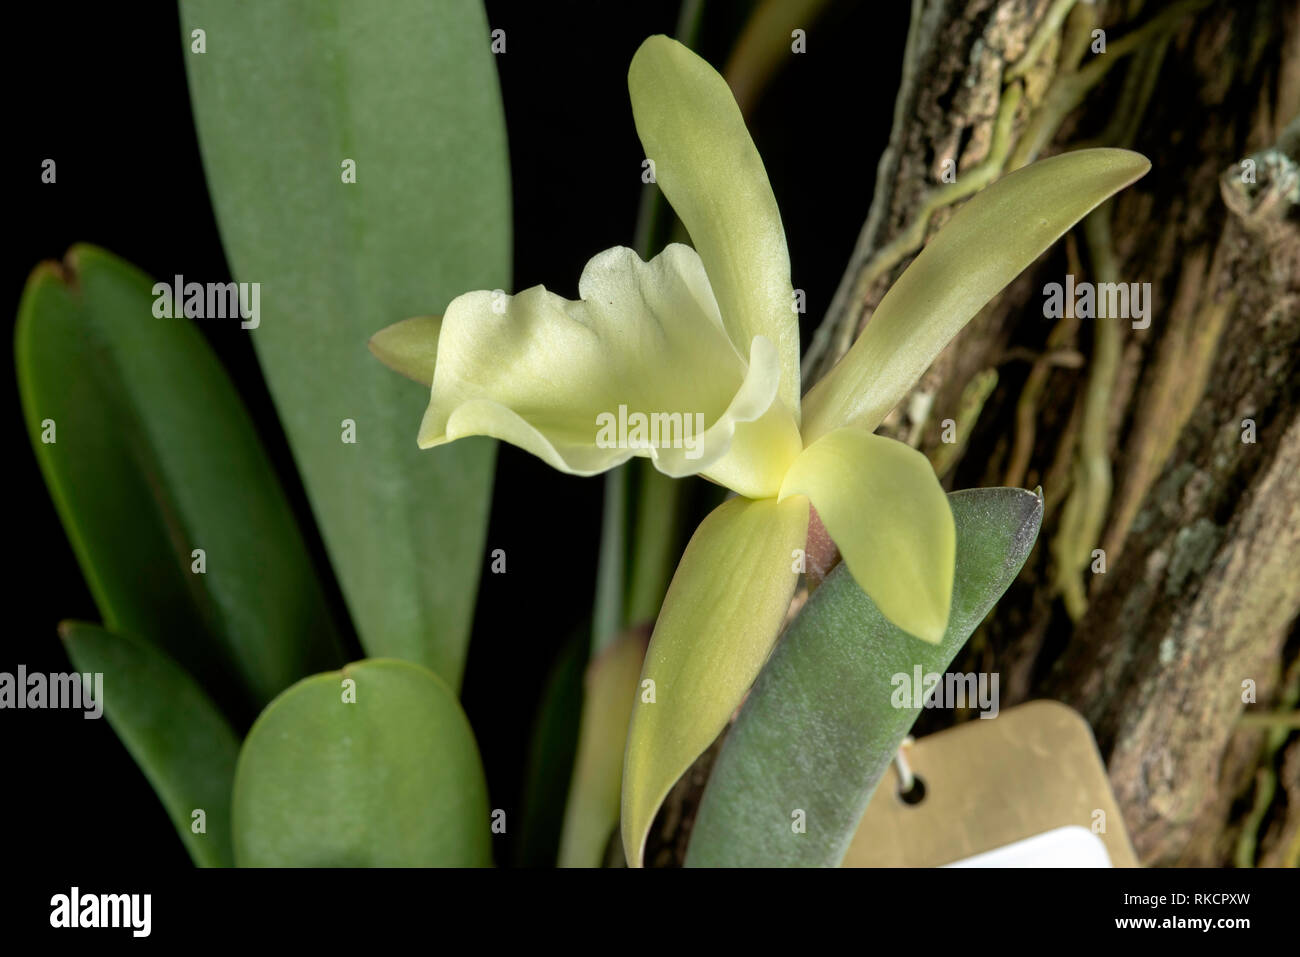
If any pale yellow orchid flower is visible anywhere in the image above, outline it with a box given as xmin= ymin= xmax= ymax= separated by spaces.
xmin=370 ymin=35 xmax=1149 ymax=867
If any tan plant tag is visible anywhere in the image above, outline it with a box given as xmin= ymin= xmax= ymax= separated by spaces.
xmin=843 ymin=700 xmax=1138 ymax=867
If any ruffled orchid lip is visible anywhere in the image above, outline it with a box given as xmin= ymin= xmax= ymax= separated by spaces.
xmin=418 ymin=330 xmax=797 ymax=499
xmin=393 ymin=243 xmax=801 ymax=500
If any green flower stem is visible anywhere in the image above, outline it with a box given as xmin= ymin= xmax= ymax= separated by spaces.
xmin=558 ymin=628 xmax=649 ymax=867
xmin=625 ymin=462 xmax=685 ymax=625
xmin=592 ymin=467 xmax=630 ymax=655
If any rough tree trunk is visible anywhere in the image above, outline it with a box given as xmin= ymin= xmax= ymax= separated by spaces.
xmin=826 ymin=0 xmax=1300 ymax=868
xmin=652 ymin=0 xmax=1299 ymax=867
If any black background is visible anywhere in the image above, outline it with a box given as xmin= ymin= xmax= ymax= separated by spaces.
xmin=5 ymin=0 xmax=906 ymax=868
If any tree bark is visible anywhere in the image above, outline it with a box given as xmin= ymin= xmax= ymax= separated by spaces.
xmin=821 ymin=0 xmax=1300 ymax=867
xmin=654 ymin=0 xmax=1299 ymax=867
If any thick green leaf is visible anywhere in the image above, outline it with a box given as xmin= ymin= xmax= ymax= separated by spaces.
xmin=15 ymin=246 xmax=342 ymax=714
xmin=60 ymin=621 xmax=240 ymax=868
xmin=232 ymin=659 xmax=492 ymax=866
xmin=180 ymin=0 xmax=511 ymax=688
xmin=685 ymin=487 xmax=1043 ymax=867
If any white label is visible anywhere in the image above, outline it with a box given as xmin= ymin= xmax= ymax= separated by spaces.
xmin=943 ymin=825 xmax=1112 ymax=868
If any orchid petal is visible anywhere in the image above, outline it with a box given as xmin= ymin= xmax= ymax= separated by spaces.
xmin=801 ymin=148 xmax=1151 ymax=442
xmin=621 ymin=494 xmax=808 ymax=867
xmin=779 ymin=428 xmax=955 ymax=643
xmin=368 ymin=315 xmax=441 ymax=387
xmin=628 ymin=35 xmax=801 ymax=420
xmin=417 ymin=243 xmax=798 ymax=496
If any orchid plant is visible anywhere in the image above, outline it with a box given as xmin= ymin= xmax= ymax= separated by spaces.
xmin=371 ymin=35 xmax=1149 ymax=866
xmin=19 ymin=4 xmax=1151 ymax=869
